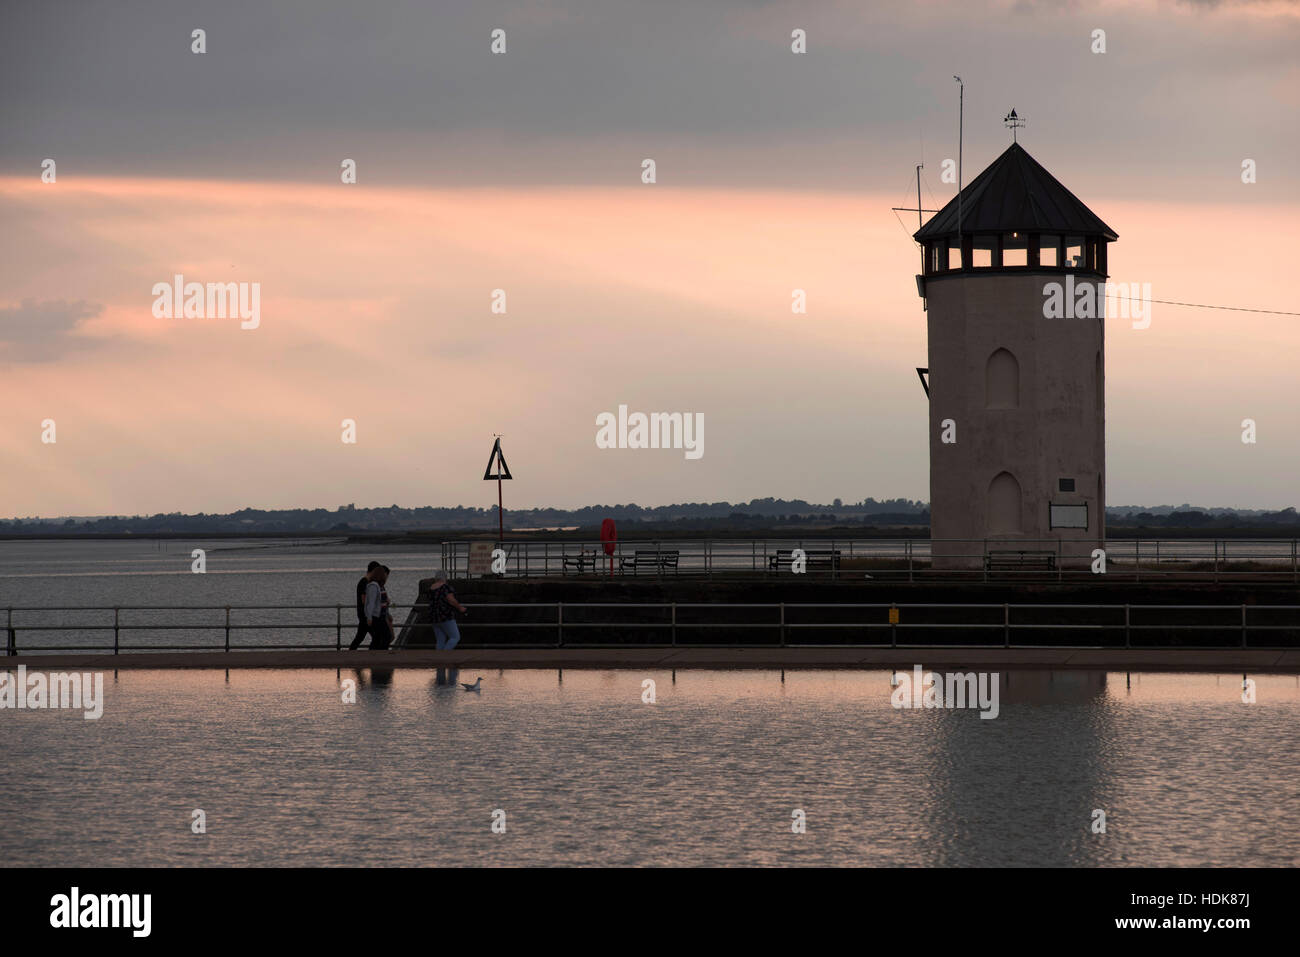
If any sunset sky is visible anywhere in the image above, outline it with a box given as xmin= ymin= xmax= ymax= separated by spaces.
xmin=2 ymin=0 xmax=1297 ymax=517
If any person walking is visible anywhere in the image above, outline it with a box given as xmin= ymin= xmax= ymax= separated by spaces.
xmin=378 ymin=565 xmax=399 ymax=652
xmin=365 ymin=566 xmax=395 ymax=651
xmin=429 ymin=571 xmax=468 ymax=650
xmin=349 ymin=561 xmax=381 ymax=650
xmin=380 ymin=565 xmax=395 ymax=643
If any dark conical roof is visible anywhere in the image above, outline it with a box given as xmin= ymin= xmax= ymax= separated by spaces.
xmin=914 ymin=142 xmax=1117 ymax=242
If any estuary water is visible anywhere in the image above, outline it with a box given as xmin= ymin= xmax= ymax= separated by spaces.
xmin=1 ymin=668 xmax=1296 ymax=867
xmin=0 ymin=539 xmax=442 ymax=651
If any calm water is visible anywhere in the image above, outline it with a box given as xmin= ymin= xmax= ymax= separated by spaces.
xmin=2 ymin=668 xmax=1297 ymax=867
xmin=0 ymin=539 xmax=441 ymax=651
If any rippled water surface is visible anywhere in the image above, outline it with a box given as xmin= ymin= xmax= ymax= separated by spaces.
xmin=2 ymin=668 xmax=1297 ymax=866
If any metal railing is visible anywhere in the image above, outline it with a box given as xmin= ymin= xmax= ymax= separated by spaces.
xmin=438 ymin=537 xmax=1300 ymax=582
xmin=5 ymin=601 xmax=1299 ymax=654
xmin=4 ymin=603 xmax=430 ymax=654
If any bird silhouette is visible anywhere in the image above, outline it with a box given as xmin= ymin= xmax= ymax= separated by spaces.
xmin=461 ymin=676 xmax=483 ymax=692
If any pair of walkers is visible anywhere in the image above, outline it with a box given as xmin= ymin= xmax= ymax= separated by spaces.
xmin=350 ymin=561 xmax=395 ymax=651
xmin=348 ymin=562 xmax=468 ymax=651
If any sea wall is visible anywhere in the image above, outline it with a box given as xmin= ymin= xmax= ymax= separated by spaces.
xmin=396 ymin=576 xmax=1300 ymax=648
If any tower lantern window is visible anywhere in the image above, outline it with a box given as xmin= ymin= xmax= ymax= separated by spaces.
xmin=1065 ymin=236 xmax=1085 ymax=269
xmin=1039 ymin=234 xmax=1060 ymax=267
xmin=1002 ymin=232 xmax=1028 ymax=266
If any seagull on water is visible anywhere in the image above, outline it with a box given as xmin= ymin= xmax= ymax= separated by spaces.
xmin=461 ymin=676 xmax=483 ymax=692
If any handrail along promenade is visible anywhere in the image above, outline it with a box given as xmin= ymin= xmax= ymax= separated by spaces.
xmin=5 ymin=600 xmax=1300 ymax=655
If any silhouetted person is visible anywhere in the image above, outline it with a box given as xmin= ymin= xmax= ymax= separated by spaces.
xmin=365 ymin=566 xmax=395 ymax=651
xmin=349 ymin=561 xmax=382 ymax=650
xmin=379 ymin=565 xmax=396 ymax=650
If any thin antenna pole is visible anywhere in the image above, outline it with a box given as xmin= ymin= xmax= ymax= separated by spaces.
xmin=916 ymin=163 xmax=924 ymax=273
xmin=916 ymin=165 xmax=923 ymax=231
xmin=953 ymin=76 xmax=964 ymax=257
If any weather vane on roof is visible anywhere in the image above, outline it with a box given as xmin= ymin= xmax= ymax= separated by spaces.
xmin=1003 ymin=108 xmax=1026 ymax=143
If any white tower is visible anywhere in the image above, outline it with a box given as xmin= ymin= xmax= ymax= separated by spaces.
xmin=914 ymin=141 xmax=1117 ymax=569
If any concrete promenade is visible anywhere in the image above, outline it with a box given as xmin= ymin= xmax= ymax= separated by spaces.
xmin=5 ymin=647 xmax=1300 ymax=672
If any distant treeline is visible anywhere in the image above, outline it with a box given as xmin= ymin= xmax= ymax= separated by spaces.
xmin=2 ymin=500 xmax=1297 ymax=535
xmin=1108 ymin=507 xmax=1299 ymax=529
xmin=1 ymin=498 xmax=926 ymax=534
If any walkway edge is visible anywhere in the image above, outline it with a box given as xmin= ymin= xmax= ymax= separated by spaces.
xmin=4 ymin=648 xmax=1299 ymax=672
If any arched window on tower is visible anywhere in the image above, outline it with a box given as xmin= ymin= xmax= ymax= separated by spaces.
xmin=988 ymin=472 xmax=1023 ymax=534
xmin=985 ymin=348 xmax=1019 ymax=409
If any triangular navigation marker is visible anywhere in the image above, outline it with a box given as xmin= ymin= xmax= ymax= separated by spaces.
xmin=483 ymin=437 xmax=512 ymax=481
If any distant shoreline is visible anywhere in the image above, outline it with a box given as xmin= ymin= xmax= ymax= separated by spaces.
xmin=2 ymin=526 xmax=1300 ymax=542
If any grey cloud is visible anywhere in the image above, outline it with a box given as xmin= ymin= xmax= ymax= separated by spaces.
xmin=0 ymin=0 xmax=1296 ymax=197
xmin=0 ymin=299 xmax=104 ymax=362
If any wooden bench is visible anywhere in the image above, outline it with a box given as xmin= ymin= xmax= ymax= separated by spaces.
xmin=620 ymin=550 xmax=680 ymax=574
xmin=768 ymin=549 xmax=842 ymax=573
xmin=984 ymin=550 xmax=1057 ymax=571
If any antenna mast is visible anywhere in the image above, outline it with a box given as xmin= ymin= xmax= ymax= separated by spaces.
xmin=916 ymin=165 xmax=924 ymax=231
xmin=953 ymin=76 xmax=963 ymax=253
xmin=916 ymin=163 xmax=924 ymax=271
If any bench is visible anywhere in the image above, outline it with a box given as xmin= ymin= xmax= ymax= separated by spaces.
xmin=562 ymin=554 xmax=598 ymax=574
xmin=984 ymin=550 xmax=1057 ymax=571
xmin=768 ymin=549 xmax=842 ymax=573
xmin=620 ymin=550 xmax=680 ymax=574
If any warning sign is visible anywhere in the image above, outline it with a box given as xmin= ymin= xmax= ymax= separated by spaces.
xmin=483 ymin=437 xmax=512 ymax=480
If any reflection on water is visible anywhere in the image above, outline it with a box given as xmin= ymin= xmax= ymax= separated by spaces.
xmin=1 ymin=669 xmax=1296 ymax=867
